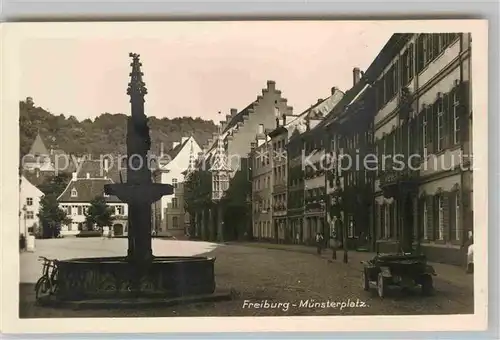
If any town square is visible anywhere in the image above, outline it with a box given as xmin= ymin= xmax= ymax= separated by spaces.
xmin=20 ymin=238 xmax=473 ymax=317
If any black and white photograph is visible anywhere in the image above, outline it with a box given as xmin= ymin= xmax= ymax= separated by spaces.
xmin=0 ymin=20 xmax=488 ymax=333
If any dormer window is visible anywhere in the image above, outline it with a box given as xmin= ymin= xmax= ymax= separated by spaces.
xmin=71 ymin=188 xmax=78 ymax=197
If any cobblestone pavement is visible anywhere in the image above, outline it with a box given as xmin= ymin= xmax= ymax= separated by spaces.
xmin=19 ymin=240 xmax=474 ymax=318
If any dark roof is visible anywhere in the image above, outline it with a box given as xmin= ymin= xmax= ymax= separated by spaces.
xmin=58 ymin=178 xmax=122 ymax=203
xmin=165 ymin=137 xmax=191 ymax=160
xmin=321 ymin=80 xmax=369 ymax=129
xmin=268 ymin=126 xmax=288 ymax=138
xmin=222 ymin=103 xmax=253 ymax=134
xmin=363 ymin=34 xmax=412 ymax=83
xmin=22 ymin=170 xmax=54 ymax=188
xmin=64 ymin=159 xmax=127 ymax=183
xmin=316 ymin=34 xmax=412 ymax=130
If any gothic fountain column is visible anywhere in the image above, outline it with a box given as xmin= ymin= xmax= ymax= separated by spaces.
xmin=38 ymin=53 xmax=226 ymax=307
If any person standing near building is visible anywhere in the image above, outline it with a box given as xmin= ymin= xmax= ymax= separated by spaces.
xmin=315 ymin=232 xmax=324 ymax=255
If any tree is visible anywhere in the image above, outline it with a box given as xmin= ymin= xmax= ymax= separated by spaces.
xmin=184 ymin=169 xmax=212 ymax=238
xmin=84 ymin=195 xmax=115 ymax=232
xmin=38 ymin=193 xmax=72 ymax=238
xmin=184 ymin=169 xmax=212 ymax=214
xmin=222 ymin=157 xmax=252 ymax=240
xmin=19 ymin=98 xmax=217 ymax=158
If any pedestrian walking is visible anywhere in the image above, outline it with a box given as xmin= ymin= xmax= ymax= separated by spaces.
xmin=315 ymin=232 xmax=324 ymax=255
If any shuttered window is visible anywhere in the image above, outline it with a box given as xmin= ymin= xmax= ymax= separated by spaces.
xmin=436 ymin=95 xmax=445 ymax=152
xmin=422 ymin=197 xmax=428 ymax=240
xmin=427 ymin=196 xmax=434 ymax=240
xmin=437 ymin=195 xmax=447 ymax=240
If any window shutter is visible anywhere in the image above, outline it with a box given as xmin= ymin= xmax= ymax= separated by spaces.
xmin=460 ymin=80 xmax=470 ymax=142
xmin=417 ymin=35 xmax=425 ymax=73
xmin=442 ymin=193 xmax=450 ymax=241
xmin=425 ymin=106 xmax=432 ymax=153
xmin=380 ymin=204 xmax=385 ymax=238
xmin=443 ymin=93 xmax=450 ymax=149
xmin=388 ymin=203 xmax=394 ymax=239
xmin=426 ymin=195 xmax=434 ymax=241
xmin=432 ymin=34 xmax=440 ymax=57
xmin=414 ymin=117 xmax=420 ymax=156
xmin=375 ymin=204 xmax=380 ymax=239
xmin=417 ymin=110 xmax=423 ymax=156
xmin=409 ymin=43 xmax=414 ymax=80
xmin=395 ymin=58 xmax=400 ymax=93
xmin=433 ymin=102 xmax=440 ymax=153
xmin=434 ymin=195 xmax=441 ymax=240
xmin=449 ymin=191 xmax=456 ymax=241
xmin=418 ymin=197 xmax=425 ymax=241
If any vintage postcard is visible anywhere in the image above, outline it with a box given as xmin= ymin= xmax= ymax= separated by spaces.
xmin=0 ymin=20 xmax=488 ymax=333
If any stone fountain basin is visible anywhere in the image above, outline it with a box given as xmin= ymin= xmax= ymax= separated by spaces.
xmin=54 ymin=256 xmax=216 ymax=301
xmin=104 ymin=183 xmax=173 ymax=204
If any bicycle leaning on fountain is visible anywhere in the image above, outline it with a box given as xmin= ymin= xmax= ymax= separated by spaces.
xmin=34 ymin=256 xmax=59 ymax=302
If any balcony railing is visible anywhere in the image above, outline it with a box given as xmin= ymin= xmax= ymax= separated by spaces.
xmin=378 ymin=158 xmax=419 ymax=194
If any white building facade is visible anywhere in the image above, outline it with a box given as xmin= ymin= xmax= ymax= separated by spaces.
xmin=19 ymin=175 xmax=44 ymax=236
xmin=153 ymin=136 xmax=202 ymax=237
xmin=57 ymin=172 xmax=128 ymax=236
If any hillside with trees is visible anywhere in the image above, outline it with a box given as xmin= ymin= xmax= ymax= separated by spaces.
xmin=20 ymin=98 xmax=217 ymax=157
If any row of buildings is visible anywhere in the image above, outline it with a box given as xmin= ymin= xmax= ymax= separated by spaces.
xmin=21 ymin=33 xmax=473 ymax=266
xmin=20 ymin=130 xmax=201 ymax=238
xmin=191 ymin=33 xmax=473 ymax=266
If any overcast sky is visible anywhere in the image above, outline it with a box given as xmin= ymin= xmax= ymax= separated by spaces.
xmin=19 ymin=21 xmax=393 ymax=123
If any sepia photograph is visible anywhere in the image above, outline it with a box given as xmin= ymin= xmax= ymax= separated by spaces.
xmin=0 ymin=20 xmax=488 ymax=333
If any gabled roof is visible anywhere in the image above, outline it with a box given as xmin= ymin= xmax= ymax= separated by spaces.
xmin=165 ymin=137 xmax=191 ymax=160
xmin=20 ymin=175 xmax=44 ymax=196
xmin=57 ymin=178 xmax=121 ymax=203
xmin=222 ymin=103 xmax=254 ymax=134
xmin=321 ymin=79 xmax=370 ymax=129
xmin=28 ymin=133 xmax=50 ymax=157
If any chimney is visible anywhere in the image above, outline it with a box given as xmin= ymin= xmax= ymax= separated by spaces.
xmin=331 ymin=87 xmax=338 ymax=95
xmin=230 ymin=108 xmax=238 ymax=117
xmin=353 ymin=67 xmax=361 ymax=86
xmin=257 ymin=124 xmax=264 ymax=135
xmin=172 ymin=141 xmax=180 ymax=149
xmin=250 ymin=141 xmax=257 ymax=152
xmin=72 ymin=172 xmax=77 ymax=181
xmin=317 ymin=98 xmax=323 ymax=103
xmin=267 ymin=80 xmax=276 ymax=91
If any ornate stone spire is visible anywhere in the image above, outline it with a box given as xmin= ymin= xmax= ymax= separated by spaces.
xmin=127 ymin=53 xmax=148 ymax=101
xmin=210 ymin=112 xmax=232 ymax=173
xmin=186 ymin=140 xmax=196 ymax=175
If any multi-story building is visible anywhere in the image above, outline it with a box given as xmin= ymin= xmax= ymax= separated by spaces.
xmin=300 ymin=89 xmax=345 ymax=245
xmin=268 ymin=116 xmax=289 ymax=243
xmin=286 ymin=120 xmax=307 ymax=244
xmin=195 ymin=80 xmax=293 ymax=241
xmin=152 ymin=137 xmax=202 ymax=237
xmin=19 ymin=175 xmax=44 ymax=237
xmin=285 ymin=90 xmax=344 ymax=245
xmin=57 ymin=170 xmax=128 ymax=236
xmin=250 ymin=125 xmax=273 ymax=240
xmin=324 ymin=68 xmax=375 ymax=251
xmin=372 ymin=33 xmax=472 ymax=265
